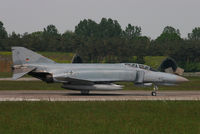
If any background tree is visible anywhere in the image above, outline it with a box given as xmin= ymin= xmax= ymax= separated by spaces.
xmin=61 ymin=31 xmax=80 ymax=52
xmin=98 ymin=18 xmax=122 ymax=38
xmin=0 ymin=19 xmax=200 ymax=71
xmin=151 ymin=26 xmax=182 ymax=56
xmin=155 ymin=26 xmax=181 ymax=42
xmin=123 ymin=24 xmax=141 ymax=40
xmin=75 ymin=19 xmax=98 ymax=38
xmin=3 ymin=32 xmax=21 ymax=51
xmin=188 ymin=27 xmax=200 ymax=40
xmin=0 ymin=21 xmax=8 ymax=50
xmin=43 ymin=24 xmax=61 ymax=51
xmin=44 ymin=25 xmax=59 ymax=36
xmin=0 ymin=21 xmax=7 ymax=39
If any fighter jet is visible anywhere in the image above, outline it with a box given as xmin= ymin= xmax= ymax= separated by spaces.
xmin=11 ymin=47 xmax=188 ymax=96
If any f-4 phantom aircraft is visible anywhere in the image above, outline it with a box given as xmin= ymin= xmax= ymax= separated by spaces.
xmin=11 ymin=47 xmax=188 ymax=96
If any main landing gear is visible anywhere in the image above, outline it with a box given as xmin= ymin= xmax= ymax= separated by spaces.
xmin=81 ymin=90 xmax=90 ymax=95
xmin=151 ymin=85 xmax=158 ymax=96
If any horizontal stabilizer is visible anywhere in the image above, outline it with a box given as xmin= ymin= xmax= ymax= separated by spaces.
xmin=12 ymin=66 xmax=36 ymax=80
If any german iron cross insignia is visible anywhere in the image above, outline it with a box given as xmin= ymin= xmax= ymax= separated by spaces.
xmin=26 ymin=58 xmax=29 ymax=61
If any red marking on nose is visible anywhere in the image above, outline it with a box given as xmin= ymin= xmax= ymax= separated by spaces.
xmin=26 ymin=58 xmax=29 ymax=61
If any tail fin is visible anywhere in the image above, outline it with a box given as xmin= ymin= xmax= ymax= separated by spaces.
xmin=12 ymin=47 xmax=55 ymax=65
xmin=11 ymin=47 xmax=55 ymax=79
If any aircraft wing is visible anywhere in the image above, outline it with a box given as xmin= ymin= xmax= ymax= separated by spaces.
xmin=53 ymin=75 xmax=94 ymax=85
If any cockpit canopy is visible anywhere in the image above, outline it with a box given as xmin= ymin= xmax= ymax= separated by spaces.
xmin=124 ymin=63 xmax=151 ymax=70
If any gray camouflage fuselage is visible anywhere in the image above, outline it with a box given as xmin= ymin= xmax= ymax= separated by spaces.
xmin=28 ymin=63 xmax=188 ymax=88
xmin=11 ymin=47 xmax=188 ymax=94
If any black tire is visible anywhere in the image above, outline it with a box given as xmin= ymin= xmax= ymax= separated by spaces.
xmin=151 ymin=91 xmax=157 ymax=96
xmin=81 ymin=90 xmax=90 ymax=95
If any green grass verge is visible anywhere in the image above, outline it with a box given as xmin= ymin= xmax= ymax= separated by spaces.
xmin=0 ymin=77 xmax=199 ymax=90
xmin=39 ymin=51 xmax=74 ymax=63
xmin=0 ymin=51 xmax=12 ymax=56
xmin=144 ymin=56 xmax=166 ymax=69
xmin=0 ymin=72 xmax=12 ymax=78
xmin=0 ymin=101 xmax=199 ymax=134
xmin=0 ymin=81 xmax=63 ymax=90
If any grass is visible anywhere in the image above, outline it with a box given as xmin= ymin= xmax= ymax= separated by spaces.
xmin=144 ymin=56 xmax=166 ymax=69
xmin=39 ymin=51 xmax=74 ymax=63
xmin=0 ymin=81 xmax=63 ymax=90
xmin=0 ymin=51 xmax=12 ymax=56
xmin=0 ymin=72 xmax=12 ymax=78
xmin=0 ymin=77 xmax=199 ymax=91
xmin=0 ymin=101 xmax=199 ymax=134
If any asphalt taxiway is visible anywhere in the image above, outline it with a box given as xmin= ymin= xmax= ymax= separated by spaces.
xmin=0 ymin=90 xmax=200 ymax=101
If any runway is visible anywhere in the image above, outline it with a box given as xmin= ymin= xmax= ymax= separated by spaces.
xmin=0 ymin=90 xmax=200 ymax=101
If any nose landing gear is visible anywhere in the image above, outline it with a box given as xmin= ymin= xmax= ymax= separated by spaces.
xmin=81 ymin=90 xmax=90 ymax=95
xmin=151 ymin=85 xmax=158 ymax=96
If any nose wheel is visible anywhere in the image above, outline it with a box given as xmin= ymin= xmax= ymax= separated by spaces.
xmin=151 ymin=91 xmax=157 ymax=96
xmin=151 ymin=85 xmax=158 ymax=96
xmin=81 ymin=90 xmax=90 ymax=95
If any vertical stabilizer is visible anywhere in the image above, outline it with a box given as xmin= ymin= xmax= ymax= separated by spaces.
xmin=11 ymin=47 xmax=55 ymax=79
xmin=12 ymin=47 xmax=55 ymax=65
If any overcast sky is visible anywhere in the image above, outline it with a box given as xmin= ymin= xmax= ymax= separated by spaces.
xmin=0 ymin=0 xmax=200 ymax=39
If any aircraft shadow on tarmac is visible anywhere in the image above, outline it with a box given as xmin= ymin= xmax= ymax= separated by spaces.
xmin=19 ymin=92 xmax=150 ymax=96
xmin=16 ymin=91 xmax=200 ymax=97
xmin=66 ymin=93 xmax=150 ymax=96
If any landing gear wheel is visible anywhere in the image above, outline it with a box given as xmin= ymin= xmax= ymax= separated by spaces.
xmin=81 ymin=90 xmax=90 ymax=95
xmin=151 ymin=91 xmax=157 ymax=96
xmin=151 ymin=85 xmax=158 ymax=96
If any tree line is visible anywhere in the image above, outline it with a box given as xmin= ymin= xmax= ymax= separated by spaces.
xmin=0 ymin=18 xmax=200 ymax=71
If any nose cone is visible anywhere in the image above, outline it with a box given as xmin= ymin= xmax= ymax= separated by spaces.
xmin=176 ymin=76 xmax=189 ymax=83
